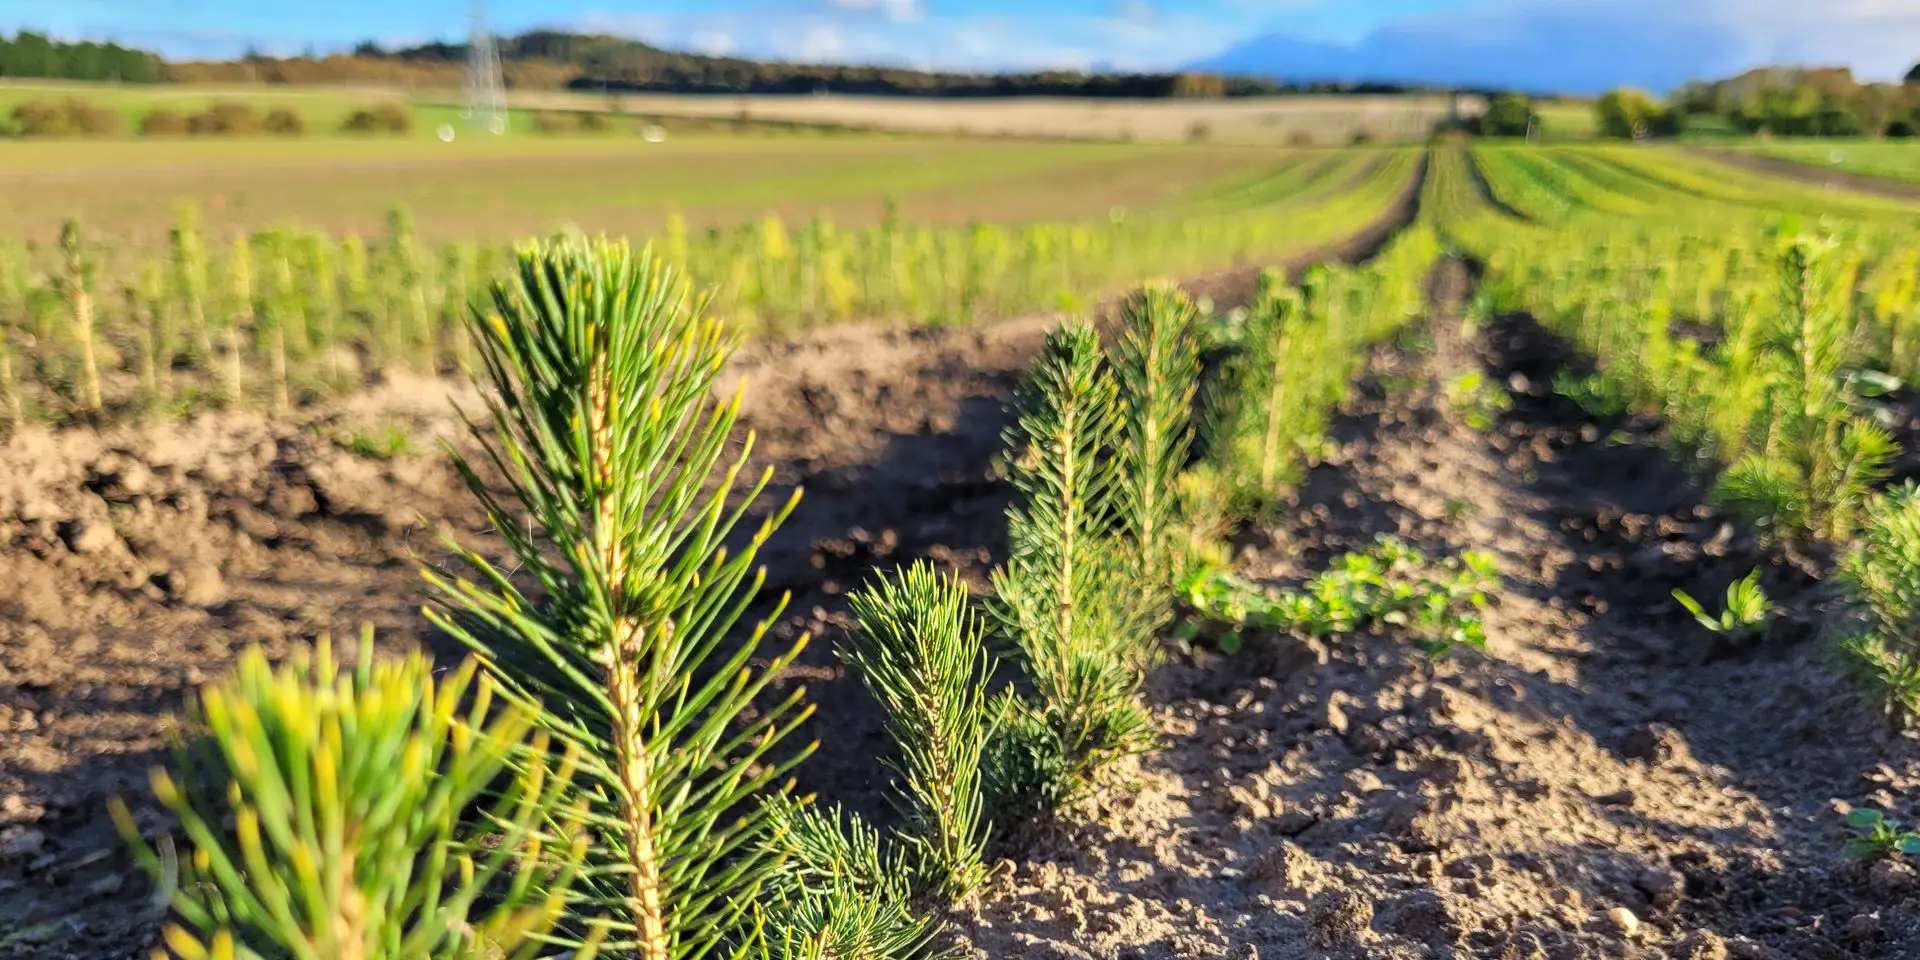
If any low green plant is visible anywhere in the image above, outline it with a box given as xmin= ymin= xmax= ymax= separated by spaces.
xmin=1114 ymin=285 xmax=1203 ymax=641
xmin=337 ymin=422 xmax=413 ymax=459
xmin=421 ymin=235 xmax=821 ymax=958
xmin=757 ymin=798 xmax=946 ymax=959
xmin=1840 ymin=482 xmax=1920 ymax=719
xmin=1843 ymin=808 xmax=1920 ymax=860
xmin=841 ymin=562 xmax=996 ymax=900
xmin=989 ymin=321 xmax=1156 ymax=813
xmin=1718 ymin=237 xmax=1897 ymax=544
xmin=108 ymin=630 xmax=600 ymax=960
xmin=1671 ymin=568 xmax=1771 ymax=639
xmin=1445 ymin=369 xmax=1512 ymax=431
xmin=1552 ymin=370 xmax=1630 ymax=419
xmin=1180 ymin=536 xmax=1499 ymax=657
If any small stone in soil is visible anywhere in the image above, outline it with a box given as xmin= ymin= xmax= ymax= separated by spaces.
xmin=58 ymin=517 xmax=120 ymax=555
xmin=1248 ymin=841 xmax=1324 ymax=895
xmin=1844 ymin=913 xmax=1884 ymax=942
xmin=1343 ymin=769 xmax=1386 ymax=796
xmin=164 ymin=561 xmax=226 ymax=606
xmin=0 ymin=826 xmax=46 ymax=858
xmin=1320 ymin=694 xmax=1350 ymax=735
xmin=1273 ymin=809 xmax=1317 ymax=836
xmin=1606 ymin=906 xmax=1640 ymax=937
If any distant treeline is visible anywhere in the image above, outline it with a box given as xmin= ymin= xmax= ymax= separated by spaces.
xmin=0 ymin=31 xmax=164 ymax=83
xmin=167 ymin=30 xmax=1437 ymax=98
xmin=1667 ymin=65 xmax=1920 ymax=137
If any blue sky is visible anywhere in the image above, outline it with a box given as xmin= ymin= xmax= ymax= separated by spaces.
xmin=4 ymin=0 xmax=1919 ymax=94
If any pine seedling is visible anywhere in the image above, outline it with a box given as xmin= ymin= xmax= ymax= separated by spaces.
xmin=842 ymin=562 xmax=995 ymax=901
xmin=265 ymin=237 xmax=299 ymax=413
xmin=126 ymin=282 xmax=157 ymax=400
xmin=1841 ymin=483 xmax=1920 ymax=720
xmin=170 ymin=204 xmax=215 ymax=362
xmin=1209 ymin=279 xmax=1305 ymax=512
xmin=989 ymin=321 xmax=1155 ymax=813
xmin=1671 ymin=568 xmax=1771 ymax=640
xmin=109 ymin=629 xmax=601 ymax=960
xmin=1113 ymin=285 xmax=1202 ymax=646
xmin=758 ymin=798 xmax=945 ymax=960
xmin=56 ymin=219 xmax=104 ymax=416
xmin=0 ymin=326 xmax=21 ymax=437
xmin=1721 ymin=235 xmax=1894 ymax=543
xmin=305 ymin=233 xmax=342 ymax=389
xmin=225 ymin=236 xmax=253 ymax=408
xmin=422 ymin=234 xmax=815 ymax=959
xmin=137 ymin=261 xmax=173 ymax=401
xmin=341 ymin=235 xmax=378 ymax=366
xmin=386 ymin=208 xmax=433 ymax=370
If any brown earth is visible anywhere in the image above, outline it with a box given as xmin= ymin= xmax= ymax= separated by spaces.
xmin=947 ymin=261 xmax=1920 ymax=959
xmin=0 ymin=180 xmax=1416 ymax=954
xmin=1688 ymin=148 xmax=1920 ymax=202
xmin=10 ymin=204 xmax=1919 ymax=959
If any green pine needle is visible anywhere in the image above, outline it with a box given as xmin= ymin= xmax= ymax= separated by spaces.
xmin=842 ymin=561 xmax=997 ymax=901
xmin=422 ymin=233 xmax=813 ymax=959
xmin=757 ymin=798 xmax=949 ymax=960
xmin=1113 ymin=285 xmax=1203 ymax=647
xmin=990 ymin=320 xmax=1156 ymax=810
xmin=111 ymin=628 xmax=599 ymax=960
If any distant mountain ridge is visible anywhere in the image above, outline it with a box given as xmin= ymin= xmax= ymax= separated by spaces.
xmin=159 ymin=29 xmax=1442 ymax=98
xmin=1190 ymin=21 xmax=1745 ymax=97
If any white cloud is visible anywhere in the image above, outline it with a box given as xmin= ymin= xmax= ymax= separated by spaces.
xmin=570 ymin=4 xmax=1236 ymax=74
xmin=1112 ymin=1 xmax=1161 ymax=26
xmin=825 ymin=0 xmax=926 ymax=25
xmin=786 ymin=24 xmax=845 ymax=63
xmin=688 ymin=30 xmax=736 ymax=56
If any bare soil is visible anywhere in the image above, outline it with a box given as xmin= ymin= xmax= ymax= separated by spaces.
xmin=7 ymin=235 xmax=1919 ymax=958
xmin=947 ymin=261 xmax=1920 ymax=959
xmin=0 ymin=211 xmax=1369 ymax=955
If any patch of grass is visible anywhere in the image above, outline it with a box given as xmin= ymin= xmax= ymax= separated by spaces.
xmin=1671 ymin=568 xmax=1771 ymax=640
xmin=1179 ymin=535 xmax=1499 ymax=657
xmin=335 ymin=422 xmax=413 ymax=459
xmin=0 ymin=133 xmax=1289 ymax=249
xmin=1732 ymin=140 xmax=1920 ymax=185
xmin=1445 ymin=369 xmax=1511 ymax=430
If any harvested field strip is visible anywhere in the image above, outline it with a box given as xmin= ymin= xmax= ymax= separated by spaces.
xmin=1583 ymin=147 xmax=1920 ymax=216
xmin=1688 ymin=147 xmax=1920 ymax=202
xmin=1719 ymin=141 xmax=1920 ymax=190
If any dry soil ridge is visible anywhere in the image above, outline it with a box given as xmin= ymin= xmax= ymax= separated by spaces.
xmin=0 ymin=179 xmax=1423 ymax=955
xmin=948 ymin=261 xmax=1920 ymax=959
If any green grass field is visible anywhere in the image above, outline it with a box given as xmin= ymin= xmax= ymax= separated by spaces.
xmin=1532 ymin=99 xmax=1598 ymax=139
xmin=0 ymin=132 xmax=1311 ymax=249
xmin=1723 ymin=140 xmax=1920 ymax=184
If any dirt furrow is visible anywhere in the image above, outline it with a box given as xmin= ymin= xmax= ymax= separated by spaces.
xmin=0 ymin=170 xmax=1428 ymax=954
xmin=1687 ymin=148 xmax=1920 ymax=202
xmin=950 ymin=260 xmax=1920 ymax=959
